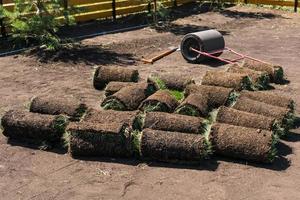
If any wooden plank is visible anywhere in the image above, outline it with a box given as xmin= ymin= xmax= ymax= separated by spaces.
xmin=116 ymin=4 xmax=149 ymax=15
xmin=69 ymin=0 xmax=111 ymax=6
xmin=73 ymin=9 xmax=112 ymax=22
xmin=75 ymin=2 xmax=112 ymax=12
xmin=246 ymin=0 xmax=295 ymax=7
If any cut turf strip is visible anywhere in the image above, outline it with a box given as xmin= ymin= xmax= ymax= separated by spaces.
xmin=232 ymin=96 xmax=295 ymax=129
xmin=1 ymin=110 xmax=68 ymax=143
xmin=101 ymin=83 xmax=156 ymax=111
xmin=93 ymin=66 xmax=139 ymax=90
xmin=82 ymin=108 xmax=142 ymax=130
xmin=201 ymin=71 xmax=254 ymax=91
xmin=239 ymin=90 xmax=295 ymax=112
xmin=140 ymin=128 xmax=211 ymax=162
xmin=105 ymin=82 xmax=137 ymax=96
xmin=139 ymin=90 xmax=179 ymax=113
xmin=242 ymin=60 xmax=284 ymax=83
xmin=226 ymin=64 xmax=270 ymax=90
xmin=66 ymin=122 xmax=132 ymax=158
xmin=143 ymin=112 xmax=208 ymax=134
xmin=175 ymin=94 xmax=209 ymax=117
xmin=210 ymin=123 xmax=278 ymax=163
xmin=184 ymin=84 xmax=234 ymax=108
xmin=148 ymin=74 xmax=195 ymax=91
xmin=30 ymin=96 xmax=87 ymax=121
xmin=216 ymin=106 xmax=286 ymax=137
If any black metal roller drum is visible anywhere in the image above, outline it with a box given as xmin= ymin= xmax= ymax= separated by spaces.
xmin=180 ymin=30 xmax=225 ymax=63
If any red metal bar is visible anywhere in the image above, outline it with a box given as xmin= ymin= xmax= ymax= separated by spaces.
xmin=190 ymin=48 xmax=234 ymax=64
xmin=226 ymin=48 xmax=271 ymax=64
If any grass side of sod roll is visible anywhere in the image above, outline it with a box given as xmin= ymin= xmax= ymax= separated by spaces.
xmin=148 ymin=74 xmax=195 ymax=91
xmin=175 ymin=94 xmax=209 ymax=117
xmin=93 ymin=66 xmax=139 ymax=90
xmin=201 ymin=71 xmax=254 ymax=91
xmin=30 ymin=96 xmax=88 ymax=121
xmin=101 ymin=83 xmax=155 ymax=111
xmin=239 ymin=90 xmax=295 ymax=112
xmin=242 ymin=60 xmax=284 ymax=83
xmin=139 ymin=90 xmax=179 ymax=113
xmin=104 ymin=82 xmax=137 ymax=96
xmin=82 ymin=109 xmax=142 ymax=130
xmin=210 ymin=123 xmax=278 ymax=163
xmin=142 ymin=112 xmax=208 ymax=134
xmin=66 ymin=122 xmax=132 ymax=158
xmin=226 ymin=64 xmax=270 ymax=90
xmin=216 ymin=106 xmax=286 ymax=137
xmin=140 ymin=128 xmax=212 ymax=162
xmin=233 ymin=96 xmax=295 ymax=129
xmin=184 ymin=84 xmax=234 ymax=108
xmin=1 ymin=110 xmax=68 ymax=143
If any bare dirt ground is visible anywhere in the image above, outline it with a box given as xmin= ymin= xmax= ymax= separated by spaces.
xmin=1 ymin=4 xmax=300 ymax=200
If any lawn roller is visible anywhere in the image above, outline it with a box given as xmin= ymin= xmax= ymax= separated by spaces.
xmin=180 ymin=29 xmax=269 ymax=65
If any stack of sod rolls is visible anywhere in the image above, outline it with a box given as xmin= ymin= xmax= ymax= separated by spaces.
xmin=226 ymin=64 xmax=270 ymax=90
xmin=104 ymin=82 xmax=137 ymax=96
xmin=66 ymin=122 xmax=133 ymax=158
xmin=184 ymin=84 xmax=236 ymax=108
xmin=139 ymin=90 xmax=179 ymax=113
xmin=201 ymin=71 xmax=254 ymax=91
xmin=30 ymin=96 xmax=87 ymax=121
xmin=216 ymin=106 xmax=286 ymax=137
xmin=101 ymin=82 xmax=156 ymax=111
xmin=93 ymin=66 xmax=139 ymax=90
xmin=82 ymin=109 xmax=143 ymax=130
xmin=232 ymin=96 xmax=295 ymax=130
xmin=1 ymin=110 xmax=68 ymax=144
xmin=242 ymin=60 xmax=284 ymax=83
xmin=210 ymin=123 xmax=278 ymax=163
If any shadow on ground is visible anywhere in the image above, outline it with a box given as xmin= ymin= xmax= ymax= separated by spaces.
xmin=28 ymin=45 xmax=136 ymax=65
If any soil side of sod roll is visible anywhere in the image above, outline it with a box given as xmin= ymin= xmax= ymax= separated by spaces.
xmin=242 ymin=60 xmax=284 ymax=83
xmin=1 ymin=110 xmax=68 ymax=143
xmin=140 ymin=128 xmax=210 ymax=162
xmin=148 ymin=74 xmax=195 ymax=91
xmin=210 ymin=123 xmax=277 ymax=163
xmin=105 ymin=82 xmax=137 ymax=96
xmin=66 ymin=122 xmax=132 ymax=158
xmin=139 ymin=90 xmax=179 ymax=113
xmin=82 ymin=108 xmax=142 ymax=130
xmin=239 ymin=90 xmax=295 ymax=111
xmin=175 ymin=94 xmax=209 ymax=117
xmin=233 ymin=96 xmax=291 ymax=121
xmin=184 ymin=84 xmax=234 ymax=108
xmin=30 ymin=96 xmax=87 ymax=121
xmin=101 ymin=83 xmax=156 ymax=111
xmin=143 ymin=112 xmax=207 ymax=134
xmin=226 ymin=64 xmax=270 ymax=89
xmin=216 ymin=106 xmax=277 ymax=131
xmin=201 ymin=71 xmax=253 ymax=91
xmin=93 ymin=66 xmax=139 ymax=90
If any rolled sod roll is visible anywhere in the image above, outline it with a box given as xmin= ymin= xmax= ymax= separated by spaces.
xmin=1 ymin=110 xmax=68 ymax=142
xmin=239 ymin=90 xmax=295 ymax=111
xmin=93 ymin=66 xmax=139 ymax=90
xmin=184 ymin=84 xmax=235 ymax=108
xmin=82 ymin=109 xmax=142 ymax=130
xmin=175 ymin=94 xmax=209 ymax=117
xmin=233 ymin=97 xmax=294 ymax=129
xmin=201 ymin=71 xmax=253 ymax=91
xmin=101 ymin=83 xmax=156 ymax=111
xmin=242 ymin=60 xmax=284 ymax=83
xmin=211 ymin=123 xmax=277 ymax=163
xmin=105 ymin=82 xmax=137 ymax=96
xmin=139 ymin=90 xmax=179 ymax=113
xmin=148 ymin=74 xmax=195 ymax=91
xmin=226 ymin=64 xmax=270 ymax=90
xmin=66 ymin=122 xmax=132 ymax=157
xmin=140 ymin=129 xmax=211 ymax=162
xmin=216 ymin=106 xmax=285 ymax=137
xmin=143 ymin=112 xmax=207 ymax=134
xmin=30 ymin=96 xmax=87 ymax=121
